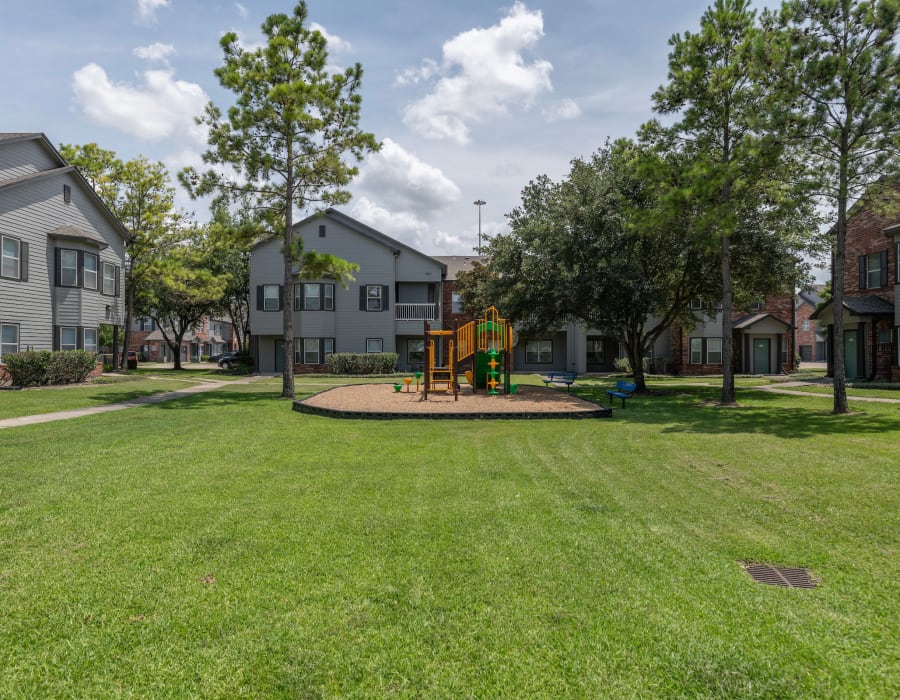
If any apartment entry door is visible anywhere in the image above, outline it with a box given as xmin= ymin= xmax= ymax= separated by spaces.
xmin=274 ymin=339 xmax=284 ymax=373
xmin=753 ymin=338 xmax=770 ymax=374
xmin=844 ymin=330 xmax=858 ymax=378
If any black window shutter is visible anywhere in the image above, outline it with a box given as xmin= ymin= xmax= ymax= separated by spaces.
xmin=296 ymin=283 xmax=304 ymax=311
xmin=20 ymin=242 xmax=28 ymax=281
xmin=76 ymin=326 xmax=84 ymax=350
xmin=319 ymin=338 xmax=326 ymax=363
xmin=52 ymin=327 xmax=60 ymax=351
xmin=880 ymin=250 xmax=888 ymax=287
xmin=359 ymin=286 xmax=367 ymax=311
xmin=77 ymin=251 xmax=84 ymax=288
xmin=859 ymin=255 xmax=866 ymax=289
xmin=382 ymin=285 xmax=390 ymax=311
xmin=115 ymin=266 xmax=120 ymax=297
xmin=54 ymin=248 xmax=61 ymax=287
xmin=278 ymin=285 xmax=284 ymax=311
xmin=256 ymin=286 xmax=264 ymax=311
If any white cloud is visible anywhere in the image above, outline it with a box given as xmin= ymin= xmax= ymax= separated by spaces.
xmin=72 ymin=63 xmax=209 ymax=142
xmin=235 ymin=2 xmax=248 ymax=19
xmin=395 ymin=59 xmax=441 ymax=87
xmin=349 ymin=198 xmax=431 ymax=250
xmin=310 ymin=22 xmax=352 ymax=54
xmin=133 ymin=43 xmax=176 ymax=64
xmin=136 ymin=0 xmax=170 ymax=25
xmin=543 ymin=98 xmax=581 ymax=122
xmin=401 ymin=2 xmax=553 ymax=144
xmin=354 ymin=138 xmax=460 ymax=216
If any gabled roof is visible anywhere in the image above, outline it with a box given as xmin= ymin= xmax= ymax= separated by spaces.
xmin=252 ymin=208 xmax=447 ymax=274
xmin=0 ymin=132 xmax=131 ymax=244
xmin=810 ymin=295 xmax=894 ymax=319
xmin=733 ymin=313 xmax=790 ymax=330
xmin=796 ymin=288 xmax=823 ymax=308
xmin=884 ymin=220 xmax=900 ymax=236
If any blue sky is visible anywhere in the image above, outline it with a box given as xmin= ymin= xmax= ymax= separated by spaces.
xmin=3 ymin=0 xmax=805 ymax=263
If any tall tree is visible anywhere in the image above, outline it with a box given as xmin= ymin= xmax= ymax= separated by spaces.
xmin=458 ymin=140 xmax=721 ymax=392
xmin=60 ymin=145 xmax=185 ymax=370
xmin=138 ymin=235 xmax=226 ymax=370
xmin=767 ymin=0 xmax=900 ymax=414
xmin=181 ymin=1 xmax=379 ymax=398
xmin=651 ymin=0 xmax=782 ymax=406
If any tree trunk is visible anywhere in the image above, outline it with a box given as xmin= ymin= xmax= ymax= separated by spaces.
xmin=282 ymin=163 xmax=295 ymax=399
xmin=720 ymin=233 xmax=737 ymax=406
xmin=121 ymin=262 xmax=134 ymax=372
xmin=832 ymin=187 xmax=849 ymax=414
xmin=623 ymin=327 xmax=647 ymax=392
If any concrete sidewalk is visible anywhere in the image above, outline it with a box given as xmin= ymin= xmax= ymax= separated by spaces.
xmin=0 ymin=375 xmax=264 ymax=429
xmin=751 ymin=381 xmax=900 ymax=404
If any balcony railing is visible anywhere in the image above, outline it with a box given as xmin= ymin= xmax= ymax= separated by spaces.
xmin=396 ymin=303 xmax=437 ymax=321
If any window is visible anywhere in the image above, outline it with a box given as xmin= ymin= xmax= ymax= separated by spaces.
xmin=690 ymin=299 xmax=704 ymax=310
xmin=195 ymin=321 xmax=204 ymax=333
xmin=263 ymin=284 xmax=280 ymax=311
xmin=213 ymin=323 xmax=222 ymax=336
xmin=304 ymin=283 xmax=321 ymax=310
xmin=452 ymin=291 xmax=464 ymax=314
xmin=690 ymin=337 xmax=722 ymax=364
xmin=102 ymin=262 xmax=118 ymax=296
xmin=60 ymin=327 xmax=78 ymax=351
xmin=303 ymin=338 xmax=320 ymax=364
xmin=802 ymin=320 xmax=811 ymax=332
xmin=751 ymin=301 xmax=764 ymax=311
xmin=408 ymin=338 xmax=424 ymax=366
xmin=139 ymin=318 xmax=154 ymax=331
xmin=690 ymin=337 xmax=703 ymax=364
xmin=366 ymin=338 xmax=383 ymax=353
xmin=706 ymin=337 xmax=723 ymax=365
xmin=60 ymin=249 xmax=78 ymax=286
xmin=324 ymin=284 xmax=334 ymax=311
xmin=879 ymin=328 xmax=891 ymax=344
xmin=83 ymin=253 xmax=98 ymax=290
xmin=525 ymin=340 xmax=552 ymax=364
xmin=83 ymin=328 xmax=98 ymax=354
xmin=366 ymin=285 xmax=382 ymax=311
xmin=0 ymin=323 xmax=19 ymax=360
xmin=1 ymin=235 xmax=23 ymax=280
xmin=867 ymin=252 xmax=883 ymax=289
xmin=587 ymin=338 xmax=605 ymax=364
xmin=324 ymin=338 xmax=334 ymax=359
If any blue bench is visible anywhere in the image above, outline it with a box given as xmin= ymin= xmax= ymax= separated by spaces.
xmin=606 ymin=380 xmax=636 ymax=408
xmin=542 ymin=372 xmax=577 ymax=392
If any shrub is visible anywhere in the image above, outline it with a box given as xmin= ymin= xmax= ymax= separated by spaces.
xmin=326 ymin=352 xmax=399 ymax=375
xmin=3 ymin=350 xmax=97 ymax=387
xmin=613 ymin=357 xmax=632 ymax=375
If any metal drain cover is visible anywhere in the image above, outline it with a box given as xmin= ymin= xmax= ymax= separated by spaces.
xmin=742 ymin=562 xmax=817 ymax=588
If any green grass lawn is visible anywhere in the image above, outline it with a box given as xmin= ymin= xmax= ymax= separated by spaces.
xmin=782 ymin=383 xmax=900 ymax=400
xmin=0 ymin=377 xmax=200 ymax=420
xmin=0 ymin=378 xmax=897 ymax=697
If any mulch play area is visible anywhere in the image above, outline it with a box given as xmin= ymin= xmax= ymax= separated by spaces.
xmin=293 ymin=383 xmax=612 ymax=420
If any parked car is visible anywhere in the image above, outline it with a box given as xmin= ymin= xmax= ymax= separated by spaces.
xmin=207 ymin=351 xmax=228 ymax=363
xmin=217 ymin=351 xmax=241 ymax=369
xmin=122 ymin=350 xmax=138 ymax=369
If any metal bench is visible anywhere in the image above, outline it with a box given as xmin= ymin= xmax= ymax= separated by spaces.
xmin=542 ymin=372 xmax=577 ymax=392
xmin=606 ymin=380 xmax=636 ymax=408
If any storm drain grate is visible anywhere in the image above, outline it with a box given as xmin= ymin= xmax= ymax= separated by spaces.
xmin=742 ymin=562 xmax=818 ymax=589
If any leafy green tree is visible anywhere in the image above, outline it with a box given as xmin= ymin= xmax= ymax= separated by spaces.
xmin=765 ymin=0 xmax=900 ymax=414
xmin=181 ymin=1 xmax=378 ymax=398
xmin=59 ymin=144 xmax=185 ymax=370
xmin=650 ymin=0 xmax=784 ymax=405
xmin=458 ymin=140 xmax=721 ymax=392
xmin=137 ymin=234 xmax=226 ymax=370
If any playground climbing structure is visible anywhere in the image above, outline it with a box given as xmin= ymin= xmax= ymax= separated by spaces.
xmin=423 ymin=306 xmax=514 ymax=400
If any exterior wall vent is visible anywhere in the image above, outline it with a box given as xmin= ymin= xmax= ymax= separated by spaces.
xmin=63 ymin=185 xmax=71 ymax=203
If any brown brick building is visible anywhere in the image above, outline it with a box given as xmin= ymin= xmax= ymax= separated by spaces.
xmin=812 ymin=189 xmax=899 ymax=381
xmin=670 ymin=294 xmax=796 ymax=376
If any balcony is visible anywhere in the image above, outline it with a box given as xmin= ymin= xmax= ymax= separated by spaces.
xmin=396 ymin=303 xmax=438 ymax=321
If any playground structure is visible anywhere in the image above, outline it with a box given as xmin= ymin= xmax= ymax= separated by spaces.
xmin=423 ymin=306 xmax=514 ymax=401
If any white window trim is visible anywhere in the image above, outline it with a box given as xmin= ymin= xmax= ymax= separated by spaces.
xmin=1 ymin=235 xmax=21 ymax=280
xmin=525 ymin=339 xmax=552 ymax=364
xmin=366 ymin=285 xmax=382 ymax=311
xmin=60 ymin=249 xmax=78 ymax=287
xmin=263 ymin=284 xmax=280 ymax=312
xmin=102 ymin=262 xmax=117 ymax=296
xmin=83 ymin=328 xmax=98 ymax=354
xmin=83 ymin=253 xmax=98 ymax=290
xmin=366 ymin=337 xmax=383 ymax=353
xmin=60 ymin=326 xmax=78 ymax=351
xmin=304 ymin=283 xmax=321 ymax=310
xmin=0 ymin=323 xmax=19 ymax=361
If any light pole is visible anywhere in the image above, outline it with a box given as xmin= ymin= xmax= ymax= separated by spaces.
xmin=474 ymin=199 xmax=486 ymax=254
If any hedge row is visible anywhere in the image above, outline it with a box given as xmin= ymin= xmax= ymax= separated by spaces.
xmin=326 ymin=352 xmax=399 ymax=375
xmin=2 ymin=350 xmax=98 ymax=387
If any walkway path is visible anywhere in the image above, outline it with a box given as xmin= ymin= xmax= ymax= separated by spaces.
xmin=750 ymin=381 xmax=900 ymax=404
xmin=0 ymin=375 xmax=266 ymax=430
